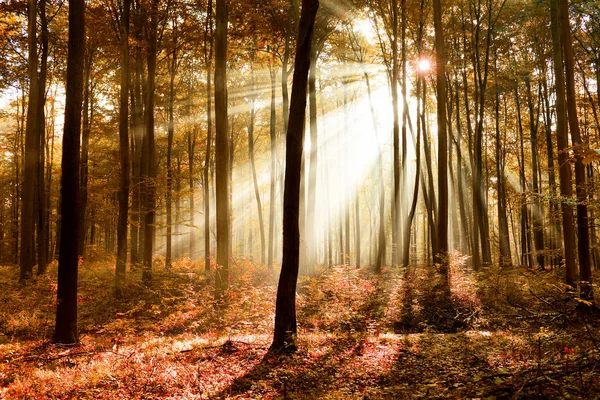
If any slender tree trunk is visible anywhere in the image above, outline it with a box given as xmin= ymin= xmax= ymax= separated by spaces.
xmin=204 ymin=0 xmax=213 ymax=272
xmin=495 ymin=88 xmax=512 ymax=267
xmin=271 ymin=0 xmax=318 ymax=354
xmin=402 ymin=74 xmax=421 ymax=269
xmin=116 ymin=0 xmax=130 ymax=293
xmin=433 ymin=0 xmax=448 ymax=278
xmin=516 ymin=86 xmax=533 ymax=268
xmin=166 ymin=23 xmax=177 ymax=269
xmin=130 ymin=3 xmax=144 ymax=268
xmin=363 ymin=73 xmax=386 ymax=272
xmin=248 ymin=70 xmax=266 ymax=264
xmin=268 ymin=58 xmax=277 ymax=270
xmin=142 ymin=0 xmax=158 ymax=284
xmin=306 ymin=39 xmax=318 ymax=272
xmin=54 ymin=0 xmax=84 ymax=344
xmin=188 ymin=130 xmax=196 ymax=258
xmin=391 ymin=0 xmax=400 ymax=266
xmin=79 ymin=52 xmax=92 ymax=258
xmin=525 ymin=77 xmax=544 ymax=269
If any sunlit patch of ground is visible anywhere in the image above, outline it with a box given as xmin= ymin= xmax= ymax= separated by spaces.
xmin=1 ymin=258 xmax=600 ymax=398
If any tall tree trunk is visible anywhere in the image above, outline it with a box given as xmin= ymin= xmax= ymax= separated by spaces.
xmin=541 ymin=76 xmax=560 ymax=267
xmin=248 ymin=70 xmax=266 ymax=264
xmin=363 ymin=73 xmax=385 ymax=272
xmin=271 ymin=0 xmax=318 ymax=354
xmin=36 ymin=0 xmax=49 ymax=275
xmin=20 ymin=0 xmax=39 ymax=281
xmin=130 ymin=2 xmax=144 ymax=268
xmin=495 ymin=88 xmax=511 ymax=267
xmin=391 ymin=0 xmax=400 ymax=266
xmin=188 ymin=129 xmax=196 ymax=258
xmin=116 ymin=0 xmax=130 ymax=294
xmin=268 ymin=57 xmax=277 ymax=270
xmin=525 ymin=77 xmax=544 ymax=269
xmin=558 ymin=0 xmax=593 ymax=301
xmin=550 ymin=0 xmax=577 ymax=288
xmin=433 ymin=0 xmax=448 ymax=278
xmin=204 ymin=0 xmax=213 ymax=272
xmin=306 ymin=39 xmax=318 ymax=272
xmin=166 ymin=22 xmax=177 ymax=269
xmin=215 ymin=0 xmax=230 ymax=295
xmin=54 ymin=0 xmax=84 ymax=344
xmin=79 ymin=51 xmax=92 ymax=258
xmin=402 ymin=75 xmax=422 ymax=269
xmin=515 ymin=86 xmax=533 ymax=268
xmin=142 ymin=0 xmax=158 ymax=284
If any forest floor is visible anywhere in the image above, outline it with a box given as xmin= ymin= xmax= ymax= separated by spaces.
xmin=1 ymin=251 xmax=600 ymax=399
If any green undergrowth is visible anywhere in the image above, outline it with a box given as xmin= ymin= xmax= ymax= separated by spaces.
xmin=1 ymin=256 xmax=600 ymax=398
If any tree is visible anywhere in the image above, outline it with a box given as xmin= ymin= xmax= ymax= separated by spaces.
xmin=54 ymin=0 xmax=85 ymax=344
xmin=204 ymin=0 xmax=213 ymax=272
xmin=215 ymin=0 xmax=229 ymax=295
xmin=271 ymin=0 xmax=319 ymax=354
xmin=558 ymin=0 xmax=594 ymax=302
xmin=116 ymin=0 xmax=131 ymax=294
xmin=141 ymin=0 xmax=159 ymax=284
xmin=433 ymin=0 xmax=448 ymax=279
xmin=550 ymin=0 xmax=576 ymax=289
xmin=20 ymin=0 xmax=40 ymax=282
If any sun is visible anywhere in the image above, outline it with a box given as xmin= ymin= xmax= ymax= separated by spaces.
xmin=417 ymin=58 xmax=432 ymax=73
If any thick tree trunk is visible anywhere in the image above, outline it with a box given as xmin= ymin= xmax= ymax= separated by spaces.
xmin=215 ymin=0 xmax=229 ymax=295
xmin=550 ymin=0 xmax=577 ymax=288
xmin=271 ymin=0 xmax=319 ymax=354
xmin=20 ymin=0 xmax=39 ymax=281
xmin=558 ymin=0 xmax=594 ymax=302
xmin=54 ymin=0 xmax=84 ymax=344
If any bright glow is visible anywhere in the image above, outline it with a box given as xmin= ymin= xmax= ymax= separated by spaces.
xmin=417 ymin=59 xmax=432 ymax=73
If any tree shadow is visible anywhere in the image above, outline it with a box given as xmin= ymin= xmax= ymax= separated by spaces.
xmin=212 ymin=335 xmax=369 ymax=399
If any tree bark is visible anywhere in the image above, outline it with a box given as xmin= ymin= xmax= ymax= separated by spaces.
xmin=115 ymin=0 xmax=130 ymax=294
xmin=550 ymin=0 xmax=577 ymax=288
xmin=142 ymin=0 xmax=158 ymax=284
xmin=166 ymin=21 xmax=177 ymax=269
xmin=268 ymin=57 xmax=278 ymax=270
xmin=248 ymin=70 xmax=266 ymax=264
xmin=215 ymin=0 xmax=230 ymax=295
xmin=20 ymin=0 xmax=39 ymax=281
xmin=204 ymin=0 xmax=213 ymax=272
xmin=54 ymin=0 xmax=84 ymax=344
xmin=558 ymin=0 xmax=593 ymax=301
xmin=271 ymin=0 xmax=319 ymax=354
xmin=433 ymin=0 xmax=448 ymax=278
